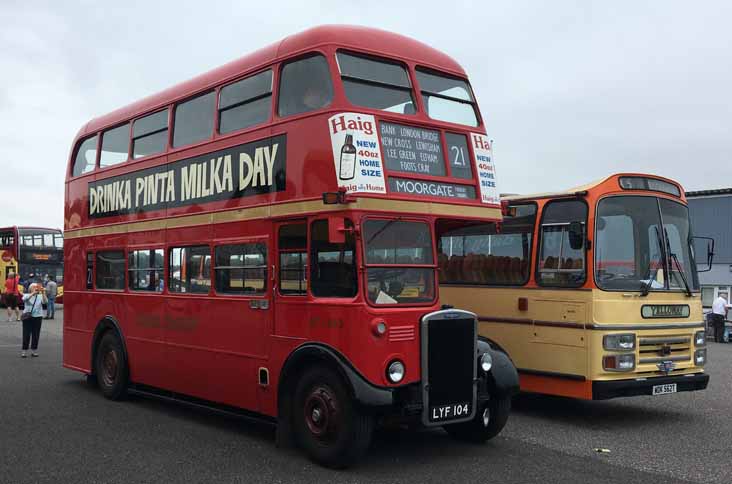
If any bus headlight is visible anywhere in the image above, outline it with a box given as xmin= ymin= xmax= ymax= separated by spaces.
xmin=695 ymin=330 xmax=706 ymax=346
xmin=387 ymin=360 xmax=405 ymax=383
xmin=603 ymin=333 xmax=636 ymax=351
xmin=480 ymin=352 xmax=493 ymax=373
xmin=694 ymin=349 xmax=707 ymax=366
xmin=603 ymin=354 xmax=635 ymax=371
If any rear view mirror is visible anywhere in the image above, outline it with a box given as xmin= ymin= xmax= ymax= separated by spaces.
xmin=692 ymin=236 xmax=714 ymax=272
xmin=568 ymin=221 xmax=584 ymax=250
xmin=328 ymin=216 xmax=346 ymax=244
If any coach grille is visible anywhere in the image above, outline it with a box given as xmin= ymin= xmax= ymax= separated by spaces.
xmin=637 ymin=334 xmax=692 ymax=372
xmin=421 ymin=309 xmax=477 ymax=427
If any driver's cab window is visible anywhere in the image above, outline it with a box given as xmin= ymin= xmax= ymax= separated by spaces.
xmin=537 ymin=200 xmax=587 ymax=287
xmin=310 ymin=219 xmax=357 ymax=298
xmin=278 ymin=223 xmax=307 ymax=295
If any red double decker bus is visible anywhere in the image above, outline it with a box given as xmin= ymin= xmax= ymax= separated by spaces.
xmin=63 ymin=25 xmax=517 ymax=467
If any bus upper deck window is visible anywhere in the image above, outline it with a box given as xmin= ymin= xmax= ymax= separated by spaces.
xmin=416 ymin=68 xmax=478 ymax=127
xmin=336 ymin=51 xmax=415 ymax=114
xmin=173 ymin=91 xmax=215 ymax=148
xmin=100 ymin=123 xmax=130 ymax=168
xmin=132 ymin=109 xmax=169 ymax=159
xmin=72 ymin=135 xmax=98 ymax=177
xmin=278 ymin=54 xmax=333 ymax=117
xmin=219 ymin=70 xmax=273 ymax=134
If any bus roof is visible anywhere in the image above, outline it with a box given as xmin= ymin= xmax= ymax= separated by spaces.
xmin=503 ymin=173 xmax=683 ymax=202
xmin=79 ymin=25 xmax=467 ymax=137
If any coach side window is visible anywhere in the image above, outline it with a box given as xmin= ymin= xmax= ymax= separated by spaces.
xmin=215 ymin=243 xmax=267 ymax=295
xmin=95 ymin=250 xmax=125 ymax=290
xmin=169 ymin=246 xmax=211 ymax=294
xmin=278 ymin=54 xmax=333 ymax=117
xmin=133 ymin=109 xmax=168 ymax=159
xmin=278 ymin=224 xmax=307 ymax=295
xmin=173 ymin=91 xmax=215 ymax=148
xmin=129 ymin=249 xmax=164 ymax=292
xmin=72 ymin=135 xmax=98 ymax=176
xmin=100 ymin=123 xmax=130 ymax=168
xmin=219 ymin=70 xmax=272 ymax=134
xmin=310 ymin=219 xmax=357 ymax=297
xmin=536 ymin=200 xmax=588 ymax=287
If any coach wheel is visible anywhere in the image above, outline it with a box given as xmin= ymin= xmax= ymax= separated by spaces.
xmin=292 ymin=365 xmax=374 ymax=468
xmin=95 ymin=331 xmax=129 ymax=400
xmin=444 ymin=395 xmax=511 ymax=443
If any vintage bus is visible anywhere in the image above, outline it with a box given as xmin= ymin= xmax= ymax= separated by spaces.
xmin=0 ymin=226 xmax=64 ymax=303
xmin=63 ymin=25 xmax=519 ymax=468
xmin=439 ymin=173 xmax=712 ymax=400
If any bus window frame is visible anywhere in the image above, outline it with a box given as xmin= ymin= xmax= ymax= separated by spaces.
xmin=94 ymin=248 xmax=127 ymax=292
xmin=277 ymin=221 xmax=309 ymax=297
xmin=361 ymin=215 xmax=437 ymax=308
xmin=171 ymin=90 xmax=217 ymax=150
xmin=99 ymin=122 xmax=132 ymax=170
xmin=168 ymin=244 xmax=213 ymax=296
xmin=413 ymin=66 xmax=482 ymax=128
xmin=309 ymin=217 xmax=359 ymax=300
xmin=127 ymin=246 xmax=166 ymax=293
xmin=534 ymin=198 xmax=589 ymax=289
xmin=212 ymin=236 xmax=270 ymax=298
xmin=217 ymin=68 xmax=274 ymax=137
xmin=131 ymin=108 xmax=172 ymax=161
xmin=276 ymin=52 xmax=335 ymax=119
xmin=70 ymin=134 xmax=100 ymax=179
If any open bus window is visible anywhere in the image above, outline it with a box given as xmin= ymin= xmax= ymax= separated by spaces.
xmin=133 ymin=109 xmax=168 ymax=159
xmin=215 ymin=243 xmax=267 ymax=295
xmin=169 ymin=246 xmax=211 ymax=294
xmin=437 ymin=204 xmax=536 ymax=285
xmin=95 ymin=251 xmax=125 ymax=290
xmin=363 ymin=219 xmax=434 ymax=304
xmin=129 ymin=249 xmax=164 ymax=292
xmin=537 ymin=200 xmax=587 ymax=287
xmin=219 ymin=70 xmax=272 ymax=134
xmin=278 ymin=224 xmax=307 ymax=295
xmin=310 ymin=219 xmax=357 ymax=298
xmin=278 ymin=54 xmax=333 ymax=117
xmin=173 ymin=91 xmax=215 ymax=148
xmin=337 ymin=51 xmax=415 ymax=114
xmin=416 ymin=68 xmax=478 ymax=127
xmin=72 ymin=135 xmax=98 ymax=176
xmin=100 ymin=123 xmax=130 ymax=168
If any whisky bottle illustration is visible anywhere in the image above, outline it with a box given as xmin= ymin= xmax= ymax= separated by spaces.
xmin=339 ymin=133 xmax=356 ymax=180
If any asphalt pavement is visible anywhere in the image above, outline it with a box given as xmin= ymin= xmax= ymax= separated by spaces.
xmin=0 ymin=311 xmax=729 ymax=484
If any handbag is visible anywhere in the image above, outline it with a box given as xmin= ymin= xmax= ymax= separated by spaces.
xmin=21 ymin=294 xmax=39 ymax=322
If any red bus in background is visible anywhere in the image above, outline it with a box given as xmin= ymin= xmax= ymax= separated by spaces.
xmin=0 ymin=226 xmax=64 ymax=303
xmin=63 ymin=25 xmax=518 ymax=467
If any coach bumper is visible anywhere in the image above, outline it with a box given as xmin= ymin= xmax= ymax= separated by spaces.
xmin=592 ymin=372 xmax=709 ymax=400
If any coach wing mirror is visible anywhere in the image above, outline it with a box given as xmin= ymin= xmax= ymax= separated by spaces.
xmin=568 ymin=221 xmax=584 ymax=250
xmin=692 ymin=236 xmax=714 ymax=272
xmin=328 ymin=216 xmax=347 ymax=244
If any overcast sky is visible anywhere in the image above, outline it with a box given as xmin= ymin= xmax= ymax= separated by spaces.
xmin=1 ymin=0 xmax=731 ymax=228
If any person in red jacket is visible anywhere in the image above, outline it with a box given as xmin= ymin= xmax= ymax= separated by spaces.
xmin=4 ymin=271 xmax=21 ymax=322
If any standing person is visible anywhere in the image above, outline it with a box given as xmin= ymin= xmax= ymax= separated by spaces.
xmin=21 ymin=282 xmax=47 ymax=357
xmin=4 ymin=271 xmax=21 ymax=322
xmin=44 ymin=274 xmax=58 ymax=319
xmin=711 ymin=292 xmax=730 ymax=343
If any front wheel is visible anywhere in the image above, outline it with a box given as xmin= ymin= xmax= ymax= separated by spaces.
xmin=444 ymin=395 xmax=511 ymax=443
xmin=95 ymin=331 xmax=129 ymax=400
xmin=292 ymin=365 xmax=374 ymax=468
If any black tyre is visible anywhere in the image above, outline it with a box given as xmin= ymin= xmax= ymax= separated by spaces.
xmin=444 ymin=395 xmax=511 ymax=443
xmin=94 ymin=331 xmax=129 ymax=400
xmin=292 ymin=365 xmax=374 ymax=469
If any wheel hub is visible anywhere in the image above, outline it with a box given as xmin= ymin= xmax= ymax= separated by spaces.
xmin=101 ymin=348 xmax=118 ymax=387
xmin=303 ymin=385 xmax=339 ymax=440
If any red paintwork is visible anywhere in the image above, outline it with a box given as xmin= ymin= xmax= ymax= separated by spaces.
xmin=63 ymin=26 xmax=499 ymax=418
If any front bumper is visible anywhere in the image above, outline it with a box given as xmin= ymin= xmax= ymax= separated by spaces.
xmin=592 ymin=372 xmax=709 ymax=400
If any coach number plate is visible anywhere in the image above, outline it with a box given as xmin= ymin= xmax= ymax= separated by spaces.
xmin=652 ymin=383 xmax=677 ymax=395
xmin=430 ymin=402 xmax=471 ymax=422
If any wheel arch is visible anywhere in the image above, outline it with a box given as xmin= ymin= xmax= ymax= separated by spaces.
xmin=90 ymin=316 xmax=128 ymax=376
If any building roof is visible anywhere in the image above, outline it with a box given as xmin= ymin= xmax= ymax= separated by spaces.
xmin=686 ymin=188 xmax=732 ymax=198
xmin=80 ymin=25 xmax=466 ymax=137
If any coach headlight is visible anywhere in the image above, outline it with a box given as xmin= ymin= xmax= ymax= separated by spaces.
xmin=695 ymin=330 xmax=706 ymax=346
xmin=695 ymin=349 xmax=706 ymax=366
xmin=480 ymin=352 xmax=493 ymax=372
xmin=387 ymin=360 xmax=405 ymax=383
xmin=603 ymin=333 xmax=636 ymax=351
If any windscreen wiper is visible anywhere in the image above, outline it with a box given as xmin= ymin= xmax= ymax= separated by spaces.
xmin=640 ymin=227 xmax=665 ymax=297
xmin=665 ymin=228 xmax=693 ymax=297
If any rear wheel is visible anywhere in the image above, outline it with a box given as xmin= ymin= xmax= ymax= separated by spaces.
xmin=95 ymin=331 xmax=129 ymax=400
xmin=444 ymin=395 xmax=511 ymax=443
xmin=292 ymin=365 xmax=374 ymax=468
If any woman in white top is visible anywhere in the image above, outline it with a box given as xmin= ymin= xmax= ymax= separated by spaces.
xmin=21 ymin=282 xmax=48 ymax=357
